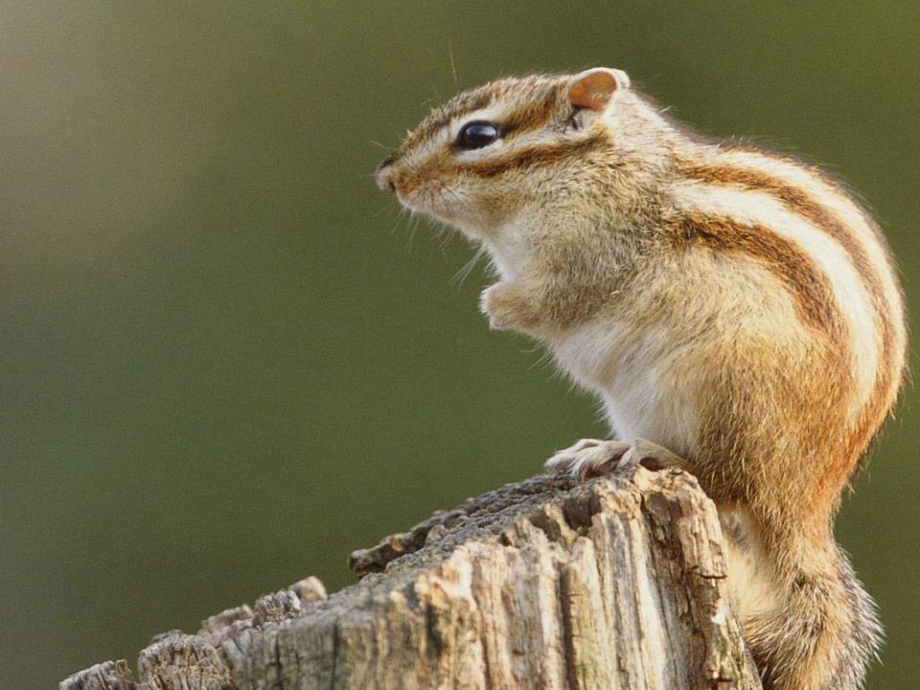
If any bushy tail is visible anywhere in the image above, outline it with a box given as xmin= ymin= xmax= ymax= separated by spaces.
xmin=744 ymin=540 xmax=881 ymax=690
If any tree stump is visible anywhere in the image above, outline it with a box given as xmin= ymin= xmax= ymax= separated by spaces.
xmin=60 ymin=466 xmax=762 ymax=689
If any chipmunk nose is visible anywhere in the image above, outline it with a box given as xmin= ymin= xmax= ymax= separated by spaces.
xmin=376 ymin=167 xmax=398 ymax=195
xmin=376 ymin=150 xmax=402 ymax=194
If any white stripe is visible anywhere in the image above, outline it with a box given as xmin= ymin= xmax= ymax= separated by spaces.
xmin=711 ymin=150 xmax=904 ymax=339
xmin=406 ymin=102 xmax=583 ymax=172
xmin=404 ymin=104 xmax=513 ymax=168
xmin=671 ymin=181 xmax=881 ymax=415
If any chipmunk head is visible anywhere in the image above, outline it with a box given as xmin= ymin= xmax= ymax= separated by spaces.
xmin=376 ymin=68 xmax=644 ymax=237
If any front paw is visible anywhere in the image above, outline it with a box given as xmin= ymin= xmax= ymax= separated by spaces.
xmin=545 ymin=438 xmax=687 ymax=479
xmin=479 ymin=284 xmax=507 ymax=329
xmin=545 ymin=439 xmax=632 ymax=479
xmin=479 ymin=282 xmax=537 ymax=331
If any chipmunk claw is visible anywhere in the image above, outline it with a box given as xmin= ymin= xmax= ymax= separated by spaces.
xmin=544 ymin=439 xmax=633 ymax=479
xmin=545 ymin=437 xmax=683 ymax=478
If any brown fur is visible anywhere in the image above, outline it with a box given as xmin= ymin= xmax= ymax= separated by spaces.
xmin=668 ymin=213 xmax=846 ymax=340
xmin=665 ymin=213 xmax=858 ymax=523
xmin=676 ymin=159 xmax=900 ymax=470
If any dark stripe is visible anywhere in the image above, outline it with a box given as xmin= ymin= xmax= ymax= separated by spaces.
xmin=677 ymin=158 xmax=899 ymax=460
xmin=416 ymin=84 xmax=560 ymax=151
xmin=461 ymin=135 xmax=607 ymax=179
xmin=410 ymin=90 xmax=494 ymax=148
xmin=500 ymin=86 xmax=562 ymax=139
xmin=677 ymin=161 xmax=882 ymax=298
xmin=668 ymin=214 xmax=845 ymax=342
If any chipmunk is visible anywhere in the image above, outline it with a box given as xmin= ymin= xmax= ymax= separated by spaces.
xmin=375 ymin=68 xmax=906 ymax=690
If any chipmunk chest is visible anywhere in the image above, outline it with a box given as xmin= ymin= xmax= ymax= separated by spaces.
xmin=553 ymin=320 xmax=633 ymax=388
xmin=553 ymin=321 xmax=703 ymax=452
xmin=477 ymin=219 xmax=536 ymax=281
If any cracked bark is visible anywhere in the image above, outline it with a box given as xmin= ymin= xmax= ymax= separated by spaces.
xmin=60 ymin=467 xmax=762 ymax=690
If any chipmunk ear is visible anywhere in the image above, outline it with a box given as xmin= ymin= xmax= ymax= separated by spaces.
xmin=567 ymin=68 xmax=630 ymax=111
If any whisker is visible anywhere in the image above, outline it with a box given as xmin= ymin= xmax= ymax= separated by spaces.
xmin=527 ymin=348 xmax=555 ymax=372
xmin=389 ymin=207 xmax=408 ymax=235
xmin=372 ymin=200 xmax=395 ymax=218
xmin=451 ymin=245 xmax=487 ymax=286
xmin=448 ymin=39 xmax=459 ymax=87
xmin=406 ymin=210 xmax=423 ymax=250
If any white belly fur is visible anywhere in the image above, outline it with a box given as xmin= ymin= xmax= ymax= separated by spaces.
xmin=552 ymin=320 xmax=703 ymax=459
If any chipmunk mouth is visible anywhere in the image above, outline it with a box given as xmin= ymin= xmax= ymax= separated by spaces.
xmin=377 ymin=164 xmax=472 ymax=228
xmin=393 ymin=180 xmax=462 ymax=222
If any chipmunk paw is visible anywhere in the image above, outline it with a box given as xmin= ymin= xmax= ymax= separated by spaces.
xmin=544 ymin=439 xmax=632 ymax=479
xmin=545 ymin=438 xmax=684 ymax=478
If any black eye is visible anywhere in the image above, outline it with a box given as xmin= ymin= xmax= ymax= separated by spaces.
xmin=456 ymin=121 xmax=500 ymax=150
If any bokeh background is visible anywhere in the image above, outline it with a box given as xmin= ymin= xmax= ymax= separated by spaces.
xmin=2 ymin=2 xmax=917 ymax=687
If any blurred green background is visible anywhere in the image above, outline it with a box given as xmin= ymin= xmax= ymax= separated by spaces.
xmin=2 ymin=1 xmax=917 ymax=687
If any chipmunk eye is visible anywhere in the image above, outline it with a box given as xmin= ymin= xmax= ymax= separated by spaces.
xmin=456 ymin=121 xmax=499 ymax=150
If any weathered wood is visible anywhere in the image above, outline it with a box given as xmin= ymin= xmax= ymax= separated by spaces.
xmin=61 ymin=467 xmax=762 ymax=690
